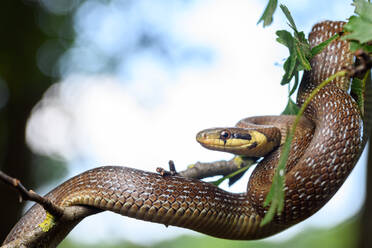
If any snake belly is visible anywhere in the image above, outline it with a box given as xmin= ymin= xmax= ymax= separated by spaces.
xmin=2 ymin=21 xmax=367 ymax=247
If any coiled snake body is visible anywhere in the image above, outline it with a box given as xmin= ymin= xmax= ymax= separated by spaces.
xmin=2 ymin=21 xmax=369 ymax=247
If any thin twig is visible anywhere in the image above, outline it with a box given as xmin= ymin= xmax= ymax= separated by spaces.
xmin=178 ymin=157 xmax=255 ymax=180
xmin=0 ymin=171 xmax=64 ymax=218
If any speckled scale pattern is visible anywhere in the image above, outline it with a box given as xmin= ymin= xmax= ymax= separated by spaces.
xmin=4 ymin=166 xmax=283 ymax=243
xmin=247 ymin=115 xmax=315 ymax=203
xmin=236 ymin=115 xmax=313 ymax=146
xmin=2 ymin=21 xmax=368 ymax=245
xmin=248 ymin=21 xmax=363 ymax=225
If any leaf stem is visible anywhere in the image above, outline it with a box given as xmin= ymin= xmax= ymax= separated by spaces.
xmin=260 ymin=70 xmax=347 ymax=226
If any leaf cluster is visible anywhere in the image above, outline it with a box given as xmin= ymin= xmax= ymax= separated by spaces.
xmin=256 ymin=0 xmax=372 ymax=227
xmin=343 ymin=0 xmax=372 ymax=52
xmin=219 ymin=0 xmax=372 ymax=227
xmin=276 ymin=5 xmax=340 ymax=98
xmin=276 ymin=5 xmax=311 ymax=87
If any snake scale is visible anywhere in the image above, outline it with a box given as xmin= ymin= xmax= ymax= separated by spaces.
xmin=2 ymin=21 xmax=370 ymax=247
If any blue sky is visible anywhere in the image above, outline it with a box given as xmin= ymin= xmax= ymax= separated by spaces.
xmin=25 ymin=0 xmax=366 ymax=245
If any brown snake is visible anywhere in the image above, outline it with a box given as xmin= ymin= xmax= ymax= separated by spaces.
xmin=2 ymin=21 xmax=371 ymax=247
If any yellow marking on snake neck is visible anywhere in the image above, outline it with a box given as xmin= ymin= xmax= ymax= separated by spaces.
xmin=38 ymin=211 xmax=55 ymax=232
xmin=229 ymin=130 xmax=273 ymax=156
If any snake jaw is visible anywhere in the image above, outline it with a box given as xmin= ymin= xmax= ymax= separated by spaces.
xmin=196 ymin=128 xmax=278 ymax=157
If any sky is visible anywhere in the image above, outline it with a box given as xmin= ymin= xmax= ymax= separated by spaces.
xmin=24 ymin=0 xmax=366 ymax=245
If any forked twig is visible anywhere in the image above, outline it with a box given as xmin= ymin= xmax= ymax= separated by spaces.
xmin=0 ymin=171 xmax=64 ymax=218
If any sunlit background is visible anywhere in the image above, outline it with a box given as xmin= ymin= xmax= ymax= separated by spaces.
xmin=0 ymin=0 xmax=366 ymax=247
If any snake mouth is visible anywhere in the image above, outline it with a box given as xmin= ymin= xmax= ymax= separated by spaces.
xmin=196 ymin=128 xmax=275 ymax=157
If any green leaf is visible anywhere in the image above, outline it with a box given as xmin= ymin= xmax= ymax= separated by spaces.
xmin=353 ymin=0 xmax=372 ymax=22
xmin=351 ymin=70 xmax=370 ymax=117
xmin=261 ymin=70 xmax=348 ymax=226
xmin=295 ymin=42 xmax=311 ymax=70
xmin=343 ymin=15 xmax=372 ymax=43
xmin=212 ymin=164 xmax=251 ymax=186
xmin=311 ymin=34 xmax=339 ymax=57
xmin=276 ymin=5 xmax=313 ymax=88
xmin=295 ymin=32 xmax=310 ymax=52
xmin=211 ymin=156 xmax=255 ymax=186
xmin=279 ymin=4 xmax=297 ymax=32
xmin=282 ymin=98 xmax=300 ymax=115
xmin=289 ymin=72 xmax=299 ymax=97
xmin=349 ymin=40 xmax=372 ymax=52
xmin=343 ymin=1 xmax=372 ymax=44
xmin=351 ymin=78 xmax=365 ymax=116
xmin=280 ymin=55 xmax=297 ymax=85
xmin=296 ymin=31 xmax=307 ymax=43
xmin=276 ymin=30 xmax=294 ymax=48
xmin=276 ymin=30 xmax=298 ymax=85
xmin=257 ymin=0 xmax=278 ymax=27
xmin=261 ymin=133 xmax=289 ymax=226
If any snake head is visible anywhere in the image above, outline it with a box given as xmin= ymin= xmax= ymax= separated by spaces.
xmin=196 ymin=127 xmax=278 ymax=157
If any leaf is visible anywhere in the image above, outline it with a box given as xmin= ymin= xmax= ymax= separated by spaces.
xmin=289 ymin=72 xmax=299 ymax=97
xmin=295 ymin=42 xmax=311 ymax=70
xmin=212 ymin=165 xmax=250 ymax=186
xmin=279 ymin=4 xmax=297 ymax=32
xmin=276 ymin=30 xmax=298 ymax=85
xmin=261 ymin=70 xmax=348 ymax=226
xmin=343 ymin=16 xmax=372 ymax=43
xmin=296 ymin=31 xmax=307 ymax=43
xmin=351 ymin=78 xmax=365 ymax=116
xmin=257 ymin=0 xmax=278 ymax=27
xmin=282 ymin=98 xmax=300 ymax=115
xmin=343 ymin=0 xmax=372 ymax=44
xmin=209 ymin=157 xmax=257 ymax=187
xmin=261 ymin=133 xmax=289 ymax=226
xmin=280 ymin=55 xmax=297 ymax=85
xmin=349 ymin=40 xmax=372 ymax=52
xmin=276 ymin=5 xmax=313 ymax=88
xmin=276 ymin=30 xmax=294 ymax=48
xmin=353 ymin=0 xmax=372 ymax=22
xmin=311 ymin=34 xmax=339 ymax=57
xmin=351 ymin=70 xmax=370 ymax=117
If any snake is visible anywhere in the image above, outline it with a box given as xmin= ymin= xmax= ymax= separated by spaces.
xmin=2 ymin=21 xmax=370 ymax=247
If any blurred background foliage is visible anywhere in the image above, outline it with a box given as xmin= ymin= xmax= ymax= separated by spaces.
xmin=0 ymin=0 xmax=207 ymax=242
xmin=0 ymin=0 xmax=69 ymax=242
xmin=0 ymin=0 xmax=370 ymax=247
xmin=59 ymin=217 xmax=359 ymax=248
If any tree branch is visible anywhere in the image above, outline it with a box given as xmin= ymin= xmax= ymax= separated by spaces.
xmin=0 ymin=170 xmax=101 ymax=248
xmin=0 ymin=157 xmax=255 ymax=247
xmin=0 ymin=171 xmax=64 ymax=218
xmin=156 ymin=157 xmax=257 ymax=186
xmin=178 ymin=157 xmax=255 ymax=180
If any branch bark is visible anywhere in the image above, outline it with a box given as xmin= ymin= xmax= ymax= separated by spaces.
xmin=0 ymin=171 xmax=64 ymax=218
xmin=178 ymin=157 xmax=255 ymax=179
xmin=0 ymin=157 xmax=253 ymax=248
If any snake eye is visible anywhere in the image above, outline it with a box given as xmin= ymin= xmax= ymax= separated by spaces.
xmin=220 ymin=130 xmax=231 ymax=140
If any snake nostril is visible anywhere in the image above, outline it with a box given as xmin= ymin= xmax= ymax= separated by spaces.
xmin=196 ymin=131 xmax=206 ymax=142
